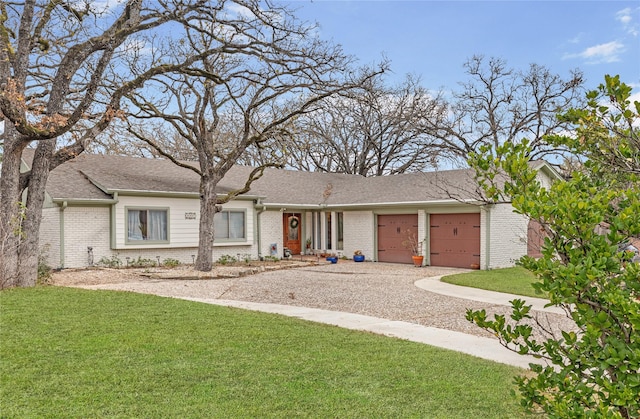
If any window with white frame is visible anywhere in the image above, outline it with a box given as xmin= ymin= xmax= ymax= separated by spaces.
xmin=214 ymin=210 xmax=246 ymax=241
xmin=127 ymin=208 xmax=168 ymax=242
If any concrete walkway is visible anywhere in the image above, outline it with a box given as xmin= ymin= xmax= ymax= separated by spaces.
xmin=415 ymin=275 xmax=566 ymax=315
xmin=174 ymin=274 xmax=560 ymax=370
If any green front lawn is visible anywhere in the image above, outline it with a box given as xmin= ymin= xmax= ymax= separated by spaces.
xmin=1 ymin=286 xmax=530 ymax=418
xmin=441 ymin=266 xmax=542 ymax=298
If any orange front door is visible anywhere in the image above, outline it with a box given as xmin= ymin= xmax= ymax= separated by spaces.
xmin=283 ymin=213 xmax=302 ymax=255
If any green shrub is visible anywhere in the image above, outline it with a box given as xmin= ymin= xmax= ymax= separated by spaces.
xmin=162 ymin=258 xmax=180 ymax=268
xmin=98 ymin=255 xmax=122 ymax=268
xmin=37 ymin=246 xmax=52 ymax=284
xmin=467 ymin=76 xmax=640 ymax=418
xmin=216 ymin=254 xmax=238 ymax=265
xmin=129 ymin=257 xmax=156 ymax=268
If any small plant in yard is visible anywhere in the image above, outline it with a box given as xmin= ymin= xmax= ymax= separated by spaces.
xmin=128 ymin=257 xmax=156 ymax=268
xmin=401 ymin=229 xmax=422 ymax=256
xmin=216 ymin=254 xmax=238 ymax=265
xmin=37 ymin=245 xmax=52 ymax=284
xmin=162 ymin=258 xmax=180 ymax=268
xmin=262 ymin=255 xmax=279 ymax=262
xmin=98 ymin=255 xmax=122 ymax=268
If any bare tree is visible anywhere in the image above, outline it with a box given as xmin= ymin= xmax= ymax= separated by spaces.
xmin=426 ymin=56 xmax=585 ymax=167
xmin=122 ymin=3 xmax=386 ymax=271
xmin=0 ymin=0 xmax=297 ymax=287
xmin=88 ymin=122 xmax=199 ymax=160
xmin=275 ymin=74 xmax=445 ymax=176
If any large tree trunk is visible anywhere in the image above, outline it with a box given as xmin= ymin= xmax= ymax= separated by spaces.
xmin=16 ymin=140 xmax=56 ymax=287
xmin=194 ymin=175 xmax=220 ymax=271
xmin=0 ymin=125 xmax=29 ymax=289
xmin=0 ymin=123 xmax=56 ymax=288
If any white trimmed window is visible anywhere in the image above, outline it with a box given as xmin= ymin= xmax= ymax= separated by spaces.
xmin=127 ymin=208 xmax=169 ymax=242
xmin=214 ymin=210 xmax=246 ymax=241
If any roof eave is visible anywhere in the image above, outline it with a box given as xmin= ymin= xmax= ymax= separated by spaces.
xmin=52 ymin=198 xmax=117 ymax=205
xmin=111 ymin=189 xmax=262 ymax=200
xmin=263 ymin=198 xmax=482 ymax=210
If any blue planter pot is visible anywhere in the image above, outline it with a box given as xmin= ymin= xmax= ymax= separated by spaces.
xmin=326 ymin=256 xmax=338 ymax=264
xmin=353 ymin=255 xmax=365 ymax=262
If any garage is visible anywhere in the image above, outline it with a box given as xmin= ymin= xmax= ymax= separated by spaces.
xmin=377 ymin=214 xmax=418 ymax=263
xmin=430 ymin=213 xmax=480 ymax=269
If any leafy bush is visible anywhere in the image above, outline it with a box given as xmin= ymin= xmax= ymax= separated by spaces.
xmin=162 ymin=258 xmax=180 ymax=268
xmin=37 ymin=245 xmax=52 ymax=284
xmin=128 ymin=257 xmax=156 ymax=268
xmin=467 ymin=76 xmax=640 ymax=418
xmin=216 ymin=254 xmax=237 ymax=265
xmin=98 ymin=255 xmax=122 ymax=268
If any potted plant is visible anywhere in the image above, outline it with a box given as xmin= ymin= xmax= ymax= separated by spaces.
xmin=305 ymin=238 xmax=312 ymax=255
xmin=402 ymin=229 xmax=424 ymax=267
xmin=353 ymin=250 xmax=365 ymax=262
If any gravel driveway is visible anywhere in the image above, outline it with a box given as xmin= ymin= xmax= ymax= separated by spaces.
xmin=55 ymin=261 xmax=574 ymax=339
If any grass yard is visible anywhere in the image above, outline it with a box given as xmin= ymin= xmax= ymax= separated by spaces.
xmin=1 ymin=286 xmax=531 ymax=418
xmin=441 ymin=266 xmax=542 ymax=298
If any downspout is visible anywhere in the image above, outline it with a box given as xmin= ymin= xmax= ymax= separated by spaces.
xmin=255 ymin=199 xmax=265 ymax=260
xmin=59 ymin=201 xmax=67 ymax=268
xmin=110 ymin=192 xmax=119 ymax=249
xmin=484 ymin=205 xmax=492 ymax=270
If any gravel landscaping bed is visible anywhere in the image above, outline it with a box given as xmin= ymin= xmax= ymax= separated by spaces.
xmin=51 ymin=261 xmax=576 ymax=339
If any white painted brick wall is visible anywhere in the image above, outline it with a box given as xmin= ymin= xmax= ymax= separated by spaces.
xmin=259 ymin=210 xmax=283 ymax=258
xmin=417 ymin=209 xmax=427 ymax=258
xmin=480 ymin=208 xmax=488 ymax=269
xmin=63 ymin=206 xmax=111 ymax=268
xmin=39 ymin=207 xmax=61 ymax=268
xmin=343 ymin=211 xmax=374 ymax=261
xmin=487 ymin=203 xmax=528 ymax=269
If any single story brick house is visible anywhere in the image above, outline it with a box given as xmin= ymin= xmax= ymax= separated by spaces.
xmin=24 ymin=150 xmax=561 ymax=269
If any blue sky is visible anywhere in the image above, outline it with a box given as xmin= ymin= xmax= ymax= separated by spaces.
xmin=286 ymin=0 xmax=640 ymax=94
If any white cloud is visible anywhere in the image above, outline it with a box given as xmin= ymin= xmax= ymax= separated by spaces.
xmin=226 ymin=3 xmax=256 ymax=20
xmin=567 ymin=35 xmax=581 ymax=44
xmin=90 ymin=0 xmax=125 ymax=13
xmin=616 ymin=7 xmax=639 ymax=37
xmin=563 ymin=41 xmax=625 ymax=64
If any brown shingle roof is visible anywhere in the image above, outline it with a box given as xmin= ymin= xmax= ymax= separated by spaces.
xmin=23 ymin=150 xmax=493 ymax=206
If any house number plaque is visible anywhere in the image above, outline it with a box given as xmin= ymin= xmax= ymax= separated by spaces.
xmin=185 ymin=212 xmax=196 ymax=220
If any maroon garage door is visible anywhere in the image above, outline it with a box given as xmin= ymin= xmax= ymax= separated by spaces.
xmin=430 ymin=213 xmax=480 ymax=268
xmin=527 ymin=219 xmax=545 ymax=258
xmin=377 ymin=214 xmax=418 ymax=264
